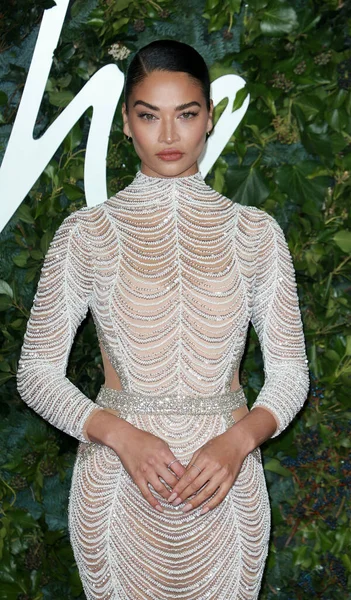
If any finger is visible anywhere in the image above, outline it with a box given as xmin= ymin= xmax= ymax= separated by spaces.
xmin=173 ymin=447 xmax=202 ymax=486
xmin=158 ymin=467 xmax=182 ymax=493
xmin=198 ymin=484 xmax=231 ymax=514
xmin=147 ymin=472 xmax=173 ymax=501
xmin=148 ymin=467 xmax=184 ymax=500
xmin=171 ymin=469 xmax=211 ymax=504
xmin=168 ymin=462 xmax=208 ymax=502
xmin=137 ymin=479 xmax=165 ymax=512
xmin=179 ymin=474 xmax=211 ymax=504
xmin=182 ymin=471 xmax=229 ymax=511
xmin=167 ymin=458 xmax=186 ymax=479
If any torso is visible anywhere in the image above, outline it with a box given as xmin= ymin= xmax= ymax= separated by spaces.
xmin=88 ymin=170 xmax=256 ymax=424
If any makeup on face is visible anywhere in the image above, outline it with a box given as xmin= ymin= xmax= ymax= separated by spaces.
xmin=122 ymin=71 xmax=213 ymax=178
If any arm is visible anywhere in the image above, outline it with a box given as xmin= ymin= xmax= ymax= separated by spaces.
xmin=230 ymin=214 xmax=310 ymax=450
xmin=16 ymin=211 xmax=106 ymax=443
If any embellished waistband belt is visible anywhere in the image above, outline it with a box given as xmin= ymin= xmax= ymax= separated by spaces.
xmin=95 ymin=385 xmax=247 ymax=416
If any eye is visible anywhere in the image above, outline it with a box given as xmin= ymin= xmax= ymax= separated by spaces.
xmin=180 ymin=111 xmax=199 ymax=119
xmin=138 ymin=112 xmax=157 ymax=121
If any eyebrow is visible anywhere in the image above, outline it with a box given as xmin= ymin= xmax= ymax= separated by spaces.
xmin=133 ymin=100 xmax=201 ymax=111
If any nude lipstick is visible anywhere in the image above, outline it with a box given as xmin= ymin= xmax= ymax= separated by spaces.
xmin=156 ymin=149 xmax=184 ymax=161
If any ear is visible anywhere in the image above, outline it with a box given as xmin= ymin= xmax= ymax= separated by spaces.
xmin=122 ymin=102 xmax=132 ymax=137
xmin=207 ymin=99 xmax=214 ymax=133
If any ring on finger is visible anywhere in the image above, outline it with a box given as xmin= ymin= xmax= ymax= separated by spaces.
xmin=189 ymin=463 xmax=202 ymax=473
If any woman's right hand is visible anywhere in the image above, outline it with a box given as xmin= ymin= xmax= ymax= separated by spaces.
xmin=86 ymin=408 xmax=186 ymax=511
xmin=114 ymin=423 xmax=187 ymax=511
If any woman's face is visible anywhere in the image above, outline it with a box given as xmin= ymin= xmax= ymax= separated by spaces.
xmin=122 ymin=70 xmax=213 ymax=178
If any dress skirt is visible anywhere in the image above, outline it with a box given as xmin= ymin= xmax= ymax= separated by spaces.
xmin=68 ymin=385 xmax=271 ymax=600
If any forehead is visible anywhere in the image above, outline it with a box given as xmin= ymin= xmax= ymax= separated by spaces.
xmin=130 ymin=71 xmax=203 ymax=103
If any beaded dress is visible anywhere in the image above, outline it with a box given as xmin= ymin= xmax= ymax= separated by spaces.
xmin=17 ymin=169 xmax=309 ymax=600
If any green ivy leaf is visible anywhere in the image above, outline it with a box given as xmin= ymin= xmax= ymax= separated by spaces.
xmin=275 ymin=163 xmax=328 ymax=203
xmin=16 ymin=203 xmax=35 ymax=224
xmin=333 ymin=230 xmax=351 ymax=253
xmin=114 ymin=0 xmax=133 ymax=10
xmin=0 ymin=583 xmax=21 ymax=599
xmin=213 ymin=166 xmax=226 ymax=193
xmin=10 ymin=510 xmax=38 ymax=530
xmin=342 ymin=553 xmax=351 ymax=573
xmin=301 ymin=128 xmax=346 ymax=159
xmin=226 ymin=165 xmax=270 ymax=205
xmin=63 ymin=122 xmax=82 ymax=153
xmin=63 ymin=182 xmax=84 ymax=201
xmin=44 ymin=163 xmax=58 ymax=182
xmin=85 ymin=18 xmax=105 ymax=28
xmin=0 ymin=281 xmax=13 ymax=298
xmin=205 ymin=0 xmax=220 ymax=10
xmin=45 ymin=78 xmax=56 ymax=93
xmin=57 ymin=74 xmax=72 ymax=89
xmin=112 ymin=17 xmax=130 ymax=34
xmin=69 ymin=162 xmax=85 ymax=181
xmin=9 ymin=319 xmax=24 ymax=330
xmin=0 ymin=373 xmax=13 ymax=385
xmin=260 ymin=3 xmax=298 ymax=36
xmin=12 ymin=251 xmax=29 ymax=268
xmin=0 ymin=296 xmax=12 ymax=311
xmin=0 ymin=91 xmax=8 ymax=105
xmin=292 ymin=95 xmax=324 ymax=122
xmin=326 ymin=108 xmax=348 ymax=132
xmin=264 ymin=458 xmax=292 ymax=477
xmin=69 ymin=568 xmax=84 ymax=596
xmin=29 ymin=249 xmax=44 ymax=261
xmin=0 ymin=362 xmax=11 ymax=372
xmin=248 ymin=0 xmax=268 ymax=9
xmin=232 ymin=86 xmax=249 ymax=111
xmin=40 ymin=231 xmax=53 ymax=255
xmin=228 ymin=0 xmax=242 ymax=14
xmin=48 ymin=91 xmax=75 ymax=108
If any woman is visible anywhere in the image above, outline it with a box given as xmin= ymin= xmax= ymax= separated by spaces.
xmin=17 ymin=40 xmax=310 ymax=599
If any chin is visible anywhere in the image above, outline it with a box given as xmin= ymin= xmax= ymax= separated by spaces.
xmin=155 ymin=160 xmax=198 ymax=177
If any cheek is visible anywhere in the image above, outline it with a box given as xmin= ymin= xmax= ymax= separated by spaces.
xmin=131 ymin=130 xmax=151 ymax=154
xmin=132 ymin=125 xmax=157 ymax=148
xmin=185 ymin=123 xmax=207 ymax=147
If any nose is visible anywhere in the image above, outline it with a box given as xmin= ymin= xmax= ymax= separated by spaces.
xmin=158 ymin=118 xmax=180 ymax=144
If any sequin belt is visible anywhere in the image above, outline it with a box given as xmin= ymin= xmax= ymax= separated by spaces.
xmin=95 ymin=385 xmax=247 ymax=417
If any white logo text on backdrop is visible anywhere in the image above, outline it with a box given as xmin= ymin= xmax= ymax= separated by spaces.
xmin=0 ymin=0 xmax=249 ymax=232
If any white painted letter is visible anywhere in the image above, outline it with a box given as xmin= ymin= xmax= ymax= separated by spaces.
xmin=0 ymin=0 xmax=249 ymax=233
xmin=0 ymin=0 xmax=124 ymax=232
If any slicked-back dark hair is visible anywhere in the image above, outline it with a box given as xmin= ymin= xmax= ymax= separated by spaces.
xmin=124 ymin=40 xmax=211 ymax=112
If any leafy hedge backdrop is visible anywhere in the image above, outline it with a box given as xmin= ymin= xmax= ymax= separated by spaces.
xmin=0 ymin=0 xmax=350 ymax=598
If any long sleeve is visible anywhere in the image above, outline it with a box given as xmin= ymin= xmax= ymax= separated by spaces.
xmin=16 ymin=211 xmax=103 ymax=442
xmin=250 ymin=214 xmax=310 ymax=438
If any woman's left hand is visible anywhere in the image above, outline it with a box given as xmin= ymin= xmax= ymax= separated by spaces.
xmin=166 ymin=427 xmax=249 ymax=514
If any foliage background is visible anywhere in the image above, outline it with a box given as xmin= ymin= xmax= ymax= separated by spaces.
xmin=0 ymin=0 xmax=350 ymax=598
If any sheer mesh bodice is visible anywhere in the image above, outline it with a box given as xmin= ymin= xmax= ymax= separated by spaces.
xmin=16 ymin=169 xmax=310 ymax=599
xmin=17 ymin=169 xmax=309 ymax=442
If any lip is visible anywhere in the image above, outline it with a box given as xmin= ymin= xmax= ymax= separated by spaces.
xmin=156 ymin=149 xmax=184 ymax=161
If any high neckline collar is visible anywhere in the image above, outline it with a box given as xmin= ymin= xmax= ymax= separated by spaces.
xmin=134 ymin=169 xmax=205 ymax=184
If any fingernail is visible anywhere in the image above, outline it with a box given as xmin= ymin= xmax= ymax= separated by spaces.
xmin=155 ymin=504 xmax=163 ymax=512
xmin=182 ymin=503 xmax=192 ymax=512
xmin=172 ymin=497 xmax=182 ymax=506
xmin=200 ymin=506 xmax=209 ymax=515
xmin=168 ymin=492 xmax=177 ymax=502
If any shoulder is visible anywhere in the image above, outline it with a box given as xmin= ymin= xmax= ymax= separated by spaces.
xmin=59 ymin=202 xmax=110 ymax=243
xmin=47 ymin=203 xmax=111 ymax=263
xmin=220 ymin=199 xmax=283 ymax=241
xmin=69 ymin=201 xmax=107 ymax=227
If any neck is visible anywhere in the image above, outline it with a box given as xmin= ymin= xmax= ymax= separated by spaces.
xmin=136 ymin=168 xmax=203 ymax=182
xmin=139 ymin=164 xmax=200 ymax=180
xmin=133 ymin=169 xmax=204 ymax=186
